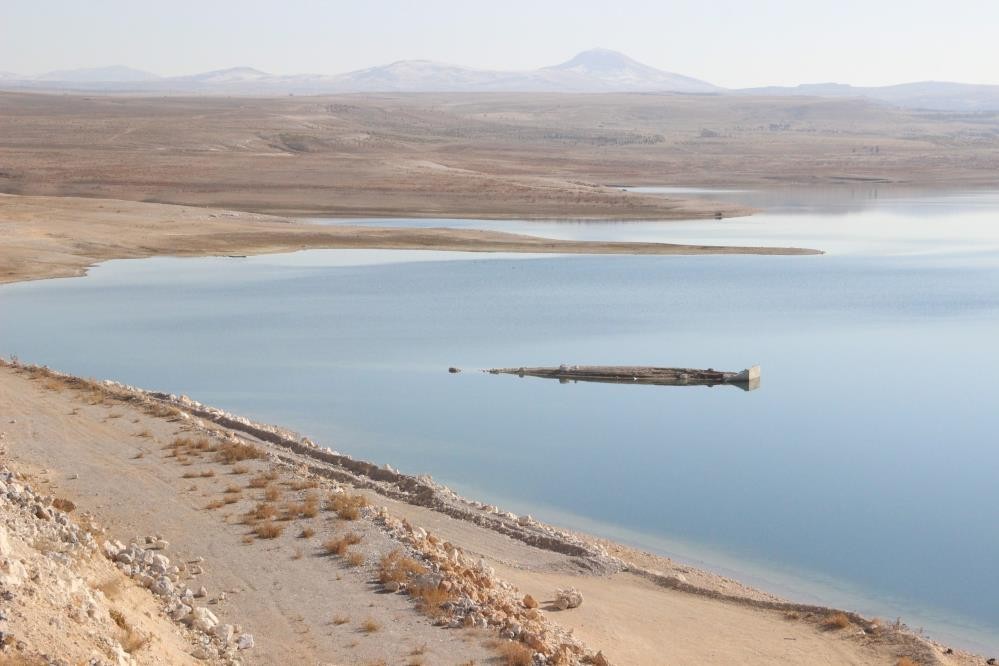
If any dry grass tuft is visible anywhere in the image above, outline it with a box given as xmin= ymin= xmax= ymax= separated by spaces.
xmin=332 ymin=614 xmax=350 ymax=625
xmin=204 ymin=499 xmax=226 ymax=510
xmin=299 ymin=527 xmax=315 ymax=539
xmin=896 ymin=658 xmax=919 ymax=666
xmin=224 ymin=484 xmax=242 ymax=494
xmin=51 ymin=497 xmax=76 ymax=513
xmin=216 ymin=440 xmax=262 ymax=464
xmin=289 ymin=478 xmax=319 ymax=490
xmin=379 ymin=548 xmax=427 ymax=585
xmin=323 ymin=532 xmax=362 ymax=556
xmin=254 ymin=520 xmax=284 ymax=539
xmin=263 ymin=485 xmax=281 ymax=502
xmin=360 ymin=617 xmax=381 ymax=634
xmin=109 ymin=608 xmax=149 ymax=654
xmin=232 ymin=463 xmax=250 ymax=475
xmin=249 ymin=470 xmax=278 ymax=488
xmin=412 ymin=583 xmax=454 ymax=619
xmin=345 ymin=551 xmax=366 ymax=567
xmin=244 ymin=502 xmax=278 ymax=523
xmin=330 ymin=492 xmax=368 ymax=520
xmin=823 ymin=612 xmax=851 ymax=630
xmin=495 ymin=641 xmax=533 ymax=666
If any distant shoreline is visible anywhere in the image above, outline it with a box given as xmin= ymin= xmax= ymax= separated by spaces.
xmin=0 ymin=194 xmax=820 ymax=286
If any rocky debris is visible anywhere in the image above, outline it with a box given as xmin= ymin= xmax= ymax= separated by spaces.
xmin=102 ymin=537 xmax=254 ymax=658
xmin=554 ymin=588 xmax=584 ymax=610
xmin=0 ymin=466 xmax=135 ymax=664
xmin=376 ymin=513 xmax=604 ymax=665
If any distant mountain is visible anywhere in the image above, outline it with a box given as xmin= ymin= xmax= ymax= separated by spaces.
xmin=743 ymin=81 xmax=999 ymax=112
xmin=34 ymin=65 xmax=161 ymax=83
xmin=321 ymin=49 xmax=718 ymax=93
xmin=537 ymin=48 xmax=718 ymax=93
xmin=2 ymin=52 xmax=998 ymax=111
xmin=173 ymin=67 xmax=271 ymax=84
xmin=0 ymin=50 xmax=719 ymax=95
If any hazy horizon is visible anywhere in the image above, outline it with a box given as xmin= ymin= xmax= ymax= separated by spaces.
xmin=2 ymin=0 xmax=998 ymax=88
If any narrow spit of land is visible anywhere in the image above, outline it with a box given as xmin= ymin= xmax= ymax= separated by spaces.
xmin=0 ymin=194 xmax=820 ymax=285
xmin=0 ymin=360 xmax=983 ymax=666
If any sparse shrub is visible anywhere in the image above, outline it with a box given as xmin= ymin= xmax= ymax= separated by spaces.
xmin=204 ymin=499 xmax=226 ymax=510
xmin=412 ymin=583 xmax=454 ymax=619
xmin=824 ymin=612 xmax=851 ymax=630
xmin=224 ymin=484 xmax=241 ymax=494
xmin=289 ymin=478 xmax=319 ymax=490
xmin=379 ymin=548 xmax=427 ymax=585
xmin=232 ymin=463 xmax=250 ymax=475
xmin=332 ymin=614 xmax=350 ymax=625
xmin=109 ymin=608 xmax=149 ymax=654
xmin=301 ymin=493 xmax=320 ymax=517
xmin=51 ymin=497 xmax=76 ymax=513
xmin=346 ymin=551 xmax=365 ymax=567
xmin=324 ymin=532 xmax=362 ymax=556
xmin=244 ymin=502 xmax=278 ymax=523
xmin=299 ymin=527 xmax=315 ymax=538
xmin=264 ymin=485 xmax=281 ymax=502
xmin=330 ymin=492 xmax=368 ymax=520
xmin=249 ymin=470 xmax=278 ymax=487
xmin=217 ymin=441 xmax=262 ymax=464
xmin=360 ymin=617 xmax=381 ymax=633
xmin=254 ymin=520 xmax=284 ymax=539
xmin=495 ymin=641 xmax=533 ymax=666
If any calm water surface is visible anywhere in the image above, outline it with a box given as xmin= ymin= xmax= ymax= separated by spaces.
xmin=2 ymin=188 xmax=998 ymax=652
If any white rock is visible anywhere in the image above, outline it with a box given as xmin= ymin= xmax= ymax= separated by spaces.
xmin=214 ymin=623 xmax=235 ymax=645
xmin=554 ymin=587 xmax=584 ymax=610
xmin=189 ymin=606 xmax=219 ymax=633
xmin=0 ymin=557 xmax=28 ymax=587
xmin=0 ymin=526 xmax=11 ymax=558
xmin=236 ymin=633 xmax=254 ymax=650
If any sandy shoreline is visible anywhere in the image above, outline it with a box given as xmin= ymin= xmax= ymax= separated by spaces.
xmin=0 ymin=193 xmax=819 ymax=287
xmin=0 ymin=358 xmax=987 ymax=665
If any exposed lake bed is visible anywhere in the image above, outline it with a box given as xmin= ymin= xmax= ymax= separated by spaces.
xmin=2 ymin=188 xmax=998 ymax=656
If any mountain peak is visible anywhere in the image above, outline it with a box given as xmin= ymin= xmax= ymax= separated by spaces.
xmin=552 ymin=48 xmax=644 ymax=71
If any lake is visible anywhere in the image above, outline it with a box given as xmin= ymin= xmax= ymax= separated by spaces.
xmin=2 ymin=187 xmax=998 ymax=652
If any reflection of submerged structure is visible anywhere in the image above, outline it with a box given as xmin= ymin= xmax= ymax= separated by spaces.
xmin=486 ymin=364 xmax=761 ymax=391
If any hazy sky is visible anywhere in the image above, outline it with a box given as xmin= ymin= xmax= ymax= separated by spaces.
xmin=2 ymin=0 xmax=997 ymax=87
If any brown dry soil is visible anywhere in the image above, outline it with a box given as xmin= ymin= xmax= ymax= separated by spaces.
xmin=0 ymin=363 xmax=989 ymax=666
xmin=1 ymin=91 xmax=998 ymax=219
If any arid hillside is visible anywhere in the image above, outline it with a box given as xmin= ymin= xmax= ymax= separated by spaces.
xmin=1 ymin=91 xmax=998 ymax=218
